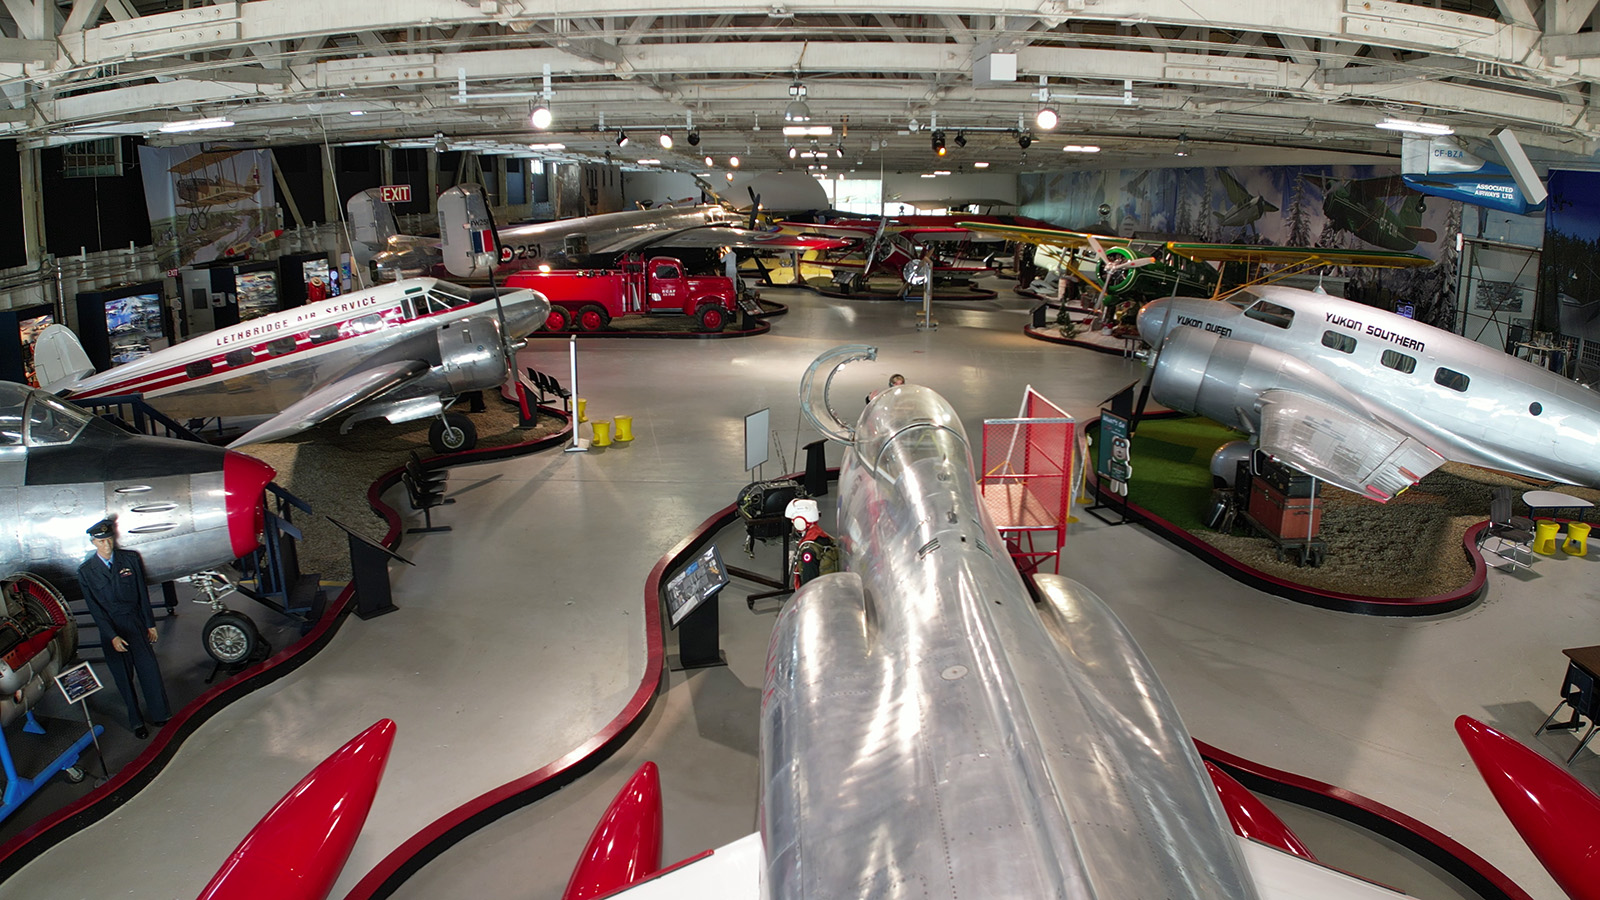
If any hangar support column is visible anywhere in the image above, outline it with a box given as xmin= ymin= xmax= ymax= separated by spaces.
xmin=18 ymin=145 xmax=45 ymax=270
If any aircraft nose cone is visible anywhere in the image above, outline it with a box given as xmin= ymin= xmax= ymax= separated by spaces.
xmin=223 ymin=451 xmax=276 ymax=559
xmin=1137 ymin=298 xmax=1170 ymax=345
xmin=505 ymin=288 xmax=552 ymax=337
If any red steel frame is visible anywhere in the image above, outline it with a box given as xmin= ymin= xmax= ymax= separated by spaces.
xmin=980 ymin=387 xmax=1075 ymax=575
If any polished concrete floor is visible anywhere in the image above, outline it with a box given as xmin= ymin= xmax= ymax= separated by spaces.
xmin=4 ymin=282 xmax=1587 ymax=900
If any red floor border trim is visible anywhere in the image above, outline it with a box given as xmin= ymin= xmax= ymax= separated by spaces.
xmin=0 ymin=406 xmax=574 ymax=883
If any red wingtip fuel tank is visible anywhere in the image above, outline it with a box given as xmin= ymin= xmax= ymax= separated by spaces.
xmin=1204 ymin=761 xmax=1317 ymax=861
xmin=1455 ymin=715 xmax=1600 ymax=900
xmin=222 ymin=452 xmax=276 ymax=560
xmin=196 ymin=718 xmax=396 ymax=900
xmin=561 ymin=762 xmax=664 ymax=900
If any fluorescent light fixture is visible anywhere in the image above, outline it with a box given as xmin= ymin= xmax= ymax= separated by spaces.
xmin=1036 ymin=107 xmax=1058 ymax=130
xmin=531 ymin=105 xmax=553 ymax=129
xmin=973 ymin=161 xmax=990 ymax=168
xmin=920 ymin=173 xmax=937 ymax=178
xmin=1062 ymin=144 xmax=1100 ymax=153
xmin=349 ymin=110 xmax=366 ymax=116
xmin=1376 ymin=117 xmax=1453 ymax=135
xmin=160 ymin=117 xmax=235 ymax=133
xmin=638 ymin=158 xmax=661 ymax=165
xmin=933 ymin=170 xmax=951 ymax=175
xmin=528 ymin=142 xmax=566 ymax=150
xmin=782 ymin=125 xmax=833 ymax=136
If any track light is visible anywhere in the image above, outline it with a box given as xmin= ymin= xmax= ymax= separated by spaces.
xmin=1174 ymin=133 xmax=1190 ymax=157
xmin=433 ymin=132 xmax=447 ymax=153
xmin=1036 ymin=107 xmax=1058 ymax=130
xmin=530 ymin=105 xmax=552 ymax=129
xmin=615 ymin=130 xmax=629 ymax=147
xmin=789 ymin=145 xmax=798 ymax=159
xmin=704 ymin=155 xmax=714 ymax=167
xmin=687 ymin=129 xmax=701 ymax=146
xmin=1017 ymin=131 xmax=1033 ymax=149
xmin=835 ymin=145 xmax=844 ymax=158
xmin=729 ymin=155 xmax=740 ymax=167
xmin=954 ymin=131 xmax=967 ymax=148
xmin=659 ymin=131 xmax=673 ymax=149
xmin=932 ymin=130 xmax=946 ymax=156
xmin=785 ymin=80 xmax=811 ymax=123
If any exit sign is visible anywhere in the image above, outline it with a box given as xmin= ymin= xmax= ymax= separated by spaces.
xmin=379 ymin=184 xmax=412 ymax=203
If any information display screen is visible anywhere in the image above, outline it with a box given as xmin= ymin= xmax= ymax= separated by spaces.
xmin=665 ymin=544 xmax=730 ymax=628
xmin=237 ymin=270 xmax=279 ymax=320
xmin=107 ymin=292 xmax=166 ymax=365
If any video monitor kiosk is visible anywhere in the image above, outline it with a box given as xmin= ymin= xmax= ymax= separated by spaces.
xmin=234 ymin=261 xmax=280 ymax=322
xmin=74 ymin=282 xmax=168 ymax=371
xmin=0 ymin=303 xmax=58 ymax=386
xmin=277 ymin=251 xmax=340 ymax=309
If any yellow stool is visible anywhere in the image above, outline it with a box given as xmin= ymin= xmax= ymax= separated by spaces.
xmin=1534 ymin=520 xmax=1562 ymax=555
xmin=576 ymin=397 xmax=588 ymax=423
xmin=613 ymin=414 xmax=633 ymax=442
xmin=591 ymin=419 xmax=612 ymax=447
xmin=1564 ymin=521 xmax=1592 ymax=556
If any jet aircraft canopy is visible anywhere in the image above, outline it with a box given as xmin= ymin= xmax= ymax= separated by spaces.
xmin=0 ymin=385 xmax=94 ymax=448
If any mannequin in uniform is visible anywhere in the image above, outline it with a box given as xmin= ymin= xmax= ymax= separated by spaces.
xmin=786 ymin=498 xmax=836 ymax=589
xmin=77 ymin=518 xmax=170 ymax=738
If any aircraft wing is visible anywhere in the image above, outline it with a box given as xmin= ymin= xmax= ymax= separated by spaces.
xmin=227 ymin=359 xmax=430 ymax=448
xmin=610 ymin=833 xmax=763 ymax=898
xmin=614 ymin=225 xmax=851 ymax=254
xmin=1218 ymin=169 xmax=1253 ymax=206
xmin=1165 ymin=244 xmax=1433 ymax=270
xmin=1256 ymin=389 xmax=1446 ymax=501
xmin=956 ymin=221 xmax=1134 ymax=251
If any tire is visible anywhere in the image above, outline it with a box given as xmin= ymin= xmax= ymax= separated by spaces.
xmin=202 ymin=610 xmax=260 ymax=666
xmin=575 ymin=304 xmax=610 ymax=332
xmin=697 ymin=305 xmax=727 ymax=333
xmin=63 ymin=766 xmax=84 ymax=784
xmin=10 ymin=574 xmax=76 ymax=663
xmin=544 ymin=306 xmax=572 ymax=332
xmin=429 ymin=412 xmax=477 ymax=454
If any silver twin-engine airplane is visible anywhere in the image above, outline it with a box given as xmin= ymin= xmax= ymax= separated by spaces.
xmin=34 ymin=277 xmax=549 ymax=454
xmin=1137 ymin=285 xmax=1600 ymax=500
xmin=603 ymin=347 xmax=1413 ymax=899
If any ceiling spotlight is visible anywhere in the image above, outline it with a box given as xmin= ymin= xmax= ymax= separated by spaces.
xmin=729 ymin=155 xmax=740 ymax=168
xmin=616 ymin=130 xmax=629 ymax=147
xmin=789 ymin=145 xmax=798 ymax=159
xmin=725 ymin=172 xmax=734 ymax=182
xmin=1017 ymin=131 xmax=1033 ymax=149
xmin=954 ymin=131 xmax=967 ymax=148
xmin=932 ymin=130 xmax=946 ymax=156
xmin=835 ymin=145 xmax=844 ymax=158
xmin=785 ymin=80 xmax=812 ymax=122
xmin=1174 ymin=133 xmax=1190 ymax=157
xmin=531 ymin=105 xmax=553 ymax=129
xmin=687 ymin=129 xmax=701 ymax=146
xmin=704 ymin=155 xmax=714 ymax=167
xmin=659 ymin=131 xmax=674 ymax=149
xmin=1036 ymin=107 xmax=1059 ymax=130
xmin=433 ymin=132 xmax=448 ymax=153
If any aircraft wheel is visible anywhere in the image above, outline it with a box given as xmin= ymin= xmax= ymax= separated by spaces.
xmin=575 ymin=304 xmax=610 ymax=332
xmin=544 ymin=307 xmax=572 ymax=332
xmin=202 ymin=610 xmax=260 ymax=666
xmin=697 ymin=305 xmax=727 ymax=333
xmin=429 ymin=412 xmax=477 ymax=454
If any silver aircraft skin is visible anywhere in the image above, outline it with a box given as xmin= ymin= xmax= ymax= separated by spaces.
xmin=0 ymin=382 xmax=274 ymax=589
xmin=39 ymin=278 xmax=548 ymax=448
xmin=1137 ymin=285 xmax=1600 ymax=499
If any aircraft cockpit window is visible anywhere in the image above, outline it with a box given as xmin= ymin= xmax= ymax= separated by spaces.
xmin=24 ymin=395 xmax=89 ymax=446
xmin=1381 ymin=350 xmax=1418 ymax=375
xmin=420 ymin=293 xmax=464 ymax=315
xmin=653 ymin=265 xmax=680 ymax=280
xmin=429 ymin=283 xmax=474 ymax=308
xmin=1321 ymin=331 xmax=1357 ymax=354
xmin=1243 ymin=300 xmax=1295 ymax=329
xmin=1435 ymin=367 xmax=1470 ymax=392
xmin=0 ymin=398 xmax=23 ymax=446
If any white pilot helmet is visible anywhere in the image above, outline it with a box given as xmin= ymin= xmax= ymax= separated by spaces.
xmin=785 ymin=497 xmax=820 ymax=530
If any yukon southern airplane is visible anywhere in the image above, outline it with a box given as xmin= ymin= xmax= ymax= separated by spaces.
xmin=568 ymin=348 xmax=1421 ymax=899
xmin=1137 ymin=286 xmax=1600 ymax=500
xmin=34 ymin=277 xmax=549 ymax=454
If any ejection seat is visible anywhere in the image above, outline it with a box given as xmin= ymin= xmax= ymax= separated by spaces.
xmin=1479 ymin=486 xmax=1535 ymax=571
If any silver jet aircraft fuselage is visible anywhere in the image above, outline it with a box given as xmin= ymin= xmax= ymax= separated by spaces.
xmin=1139 ymin=286 xmax=1600 ymax=488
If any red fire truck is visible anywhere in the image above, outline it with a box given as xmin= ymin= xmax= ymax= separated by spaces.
xmin=505 ymin=255 xmax=739 ymax=333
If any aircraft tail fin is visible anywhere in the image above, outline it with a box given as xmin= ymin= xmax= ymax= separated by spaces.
xmin=347 ymin=188 xmax=399 ymax=265
xmin=32 ymin=324 xmax=96 ymax=393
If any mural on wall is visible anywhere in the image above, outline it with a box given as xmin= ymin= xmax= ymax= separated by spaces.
xmin=1020 ymin=164 xmax=1463 ymax=330
xmin=1538 ymin=169 xmax=1600 ymax=343
xmin=138 ymin=146 xmax=278 ymax=268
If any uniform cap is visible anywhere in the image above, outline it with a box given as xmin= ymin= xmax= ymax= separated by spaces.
xmin=86 ymin=518 xmax=115 ymax=539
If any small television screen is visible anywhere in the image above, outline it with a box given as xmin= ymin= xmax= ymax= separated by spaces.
xmin=237 ymin=269 xmax=279 ymax=321
xmin=18 ymin=311 xmax=53 ymax=388
xmin=106 ymin=292 xmax=166 ymax=365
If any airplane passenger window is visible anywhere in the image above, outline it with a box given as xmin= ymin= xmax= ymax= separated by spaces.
xmin=267 ymin=337 xmax=297 ymax=356
xmin=1321 ymin=331 xmax=1357 ymax=353
xmin=1243 ymin=300 xmax=1295 ymax=329
xmin=348 ymin=314 xmax=384 ymax=334
xmin=1434 ymin=367 xmax=1470 ymax=392
xmin=25 ymin=395 xmax=89 ymax=446
xmin=1381 ymin=350 xmax=1417 ymax=374
xmin=225 ymin=348 xmax=255 ymax=368
xmin=308 ymin=324 xmax=341 ymax=344
xmin=653 ymin=265 xmax=680 ymax=280
xmin=185 ymin=360 xmax=214 ymax=378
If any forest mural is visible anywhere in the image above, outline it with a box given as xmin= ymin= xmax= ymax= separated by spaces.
xmin=1539 ymin=169 xmax=1600 ymax=343
xmin=1019 ymin=164 xmax=1463 ymax=331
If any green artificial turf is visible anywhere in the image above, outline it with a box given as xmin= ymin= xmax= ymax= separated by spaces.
xmin=1087 ymin=416 xmax=1245 ymax=531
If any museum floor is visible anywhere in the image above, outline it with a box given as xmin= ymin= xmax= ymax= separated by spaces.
xmin=3 ymin=281 xmax=1589 ymax=900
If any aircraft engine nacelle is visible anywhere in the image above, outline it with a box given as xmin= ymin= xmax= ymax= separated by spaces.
xmin=1150 ymin=326 xmax=1372 ymax=434
xmin=430 ymin=313 xmax=508 ymax=395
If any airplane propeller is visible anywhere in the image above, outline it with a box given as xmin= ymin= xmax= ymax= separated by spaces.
xmin=1083 ymin=235 xmax=1155 ymax=327
xmin=862 ymin=215 xmax=891 ymax=276
xmin=746 ymin=187 xmax=762 ymax=230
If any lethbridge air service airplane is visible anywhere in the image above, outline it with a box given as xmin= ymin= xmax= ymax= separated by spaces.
xmin=34 ymin=188 xmax=550 ymax=455
xmin=1137 ymin=286 xmax=1600 ymax=500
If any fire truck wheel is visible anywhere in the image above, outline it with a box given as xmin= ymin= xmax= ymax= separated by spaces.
xmin=544 ymin=306 xmax=572 ymax=332
xmin=202 ymin=610 xmax=260 ymax=665
xmin=698 ymin=305 xmax=727 ymax=333
xmin=576 ymin=304 xmax=611 ymax=332
xmin=429 ymin=413 xmax=477 ymax=454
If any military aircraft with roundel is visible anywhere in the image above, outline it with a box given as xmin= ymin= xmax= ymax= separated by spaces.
xmin=775 ymin=215 xmax=1031 ymax=293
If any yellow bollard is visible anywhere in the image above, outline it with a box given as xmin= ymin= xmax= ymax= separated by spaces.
xmin=576 ymin=397 xmax=588 ymax=423
xmin=1564 ymin=521 xmax=1592 ymax=556
xmin=591 ymin=419 xmax=612 ymax=447
xmin=1534 ymin=520 xmax=1562 ymax=555
xmin=613 ymin=414 xmax=633 ymax=442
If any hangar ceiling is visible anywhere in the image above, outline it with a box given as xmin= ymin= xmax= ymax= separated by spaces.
xmin=2 ymin=0 xmax=1600 ymax=180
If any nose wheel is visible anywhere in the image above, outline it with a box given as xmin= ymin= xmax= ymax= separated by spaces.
xmin=202 ymin=610 xmax=264 ymax=666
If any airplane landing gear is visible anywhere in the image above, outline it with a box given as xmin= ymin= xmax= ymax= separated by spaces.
xmin=429 ymin=412 xmax=478 ymax=454
xmin=186 ymin=571 xmax=266 ymax=668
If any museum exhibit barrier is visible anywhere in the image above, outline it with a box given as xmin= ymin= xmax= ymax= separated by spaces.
xmin=979 ymin=387 xmax=1075 ymax=575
